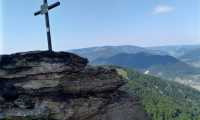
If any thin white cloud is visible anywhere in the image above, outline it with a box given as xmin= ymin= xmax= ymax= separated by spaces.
xmin=152 ymin=5 xmax=174 ymax=15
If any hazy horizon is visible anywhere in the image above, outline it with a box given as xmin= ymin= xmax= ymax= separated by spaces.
xmin=1 ymin=0 xmax=200 ymax=54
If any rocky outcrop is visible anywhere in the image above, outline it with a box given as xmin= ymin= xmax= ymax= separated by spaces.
xmin=0 ymin=51 xmax=88 ymax=78
xmin=0 ymin=51 xmax=150 ymax=120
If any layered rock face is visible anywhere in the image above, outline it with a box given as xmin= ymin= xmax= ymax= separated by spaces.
xmin=0 ymin=51 xmax=150 ymax=120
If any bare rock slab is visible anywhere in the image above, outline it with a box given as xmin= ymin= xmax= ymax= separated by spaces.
xmin=10 ymin=66 xmax=126 ymax=95
xmin=0 ymin=51 xmax=88 ymax=78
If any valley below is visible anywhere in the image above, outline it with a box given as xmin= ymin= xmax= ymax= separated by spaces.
xmin=72 ymin=45 xmax=200 ymax=93
xmin=175 ymin=75 xmax=200 ymax=91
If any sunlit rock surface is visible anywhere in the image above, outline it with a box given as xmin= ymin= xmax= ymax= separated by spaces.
xmin=0 ymin=51 xmax=88 ymax=78
xmin=0 ymin=51 xmax=150 ymax=120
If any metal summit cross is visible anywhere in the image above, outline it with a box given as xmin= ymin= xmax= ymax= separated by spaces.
xmin=34 ymin=0 xmax=60 ymax=52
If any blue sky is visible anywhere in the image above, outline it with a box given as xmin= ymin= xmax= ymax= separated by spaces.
xmin=1 ymin=0 xmax=200 ymax=54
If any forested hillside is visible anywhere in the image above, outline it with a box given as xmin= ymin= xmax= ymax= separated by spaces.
xmin=119 ymin=68 xmax=200 ymax=120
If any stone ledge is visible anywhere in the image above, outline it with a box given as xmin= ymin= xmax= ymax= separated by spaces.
xmin=0 ymin=51 xmax=88 ymax=78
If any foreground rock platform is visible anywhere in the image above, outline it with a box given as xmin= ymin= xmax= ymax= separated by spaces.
xmin=0 ymin=51 xmax=150 ymax=120
xmin=0 ymin=51 xmax=88 ymax=78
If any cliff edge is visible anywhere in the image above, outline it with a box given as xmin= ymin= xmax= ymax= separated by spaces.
xmin=0 ymin=51 xmax=150 ymax=120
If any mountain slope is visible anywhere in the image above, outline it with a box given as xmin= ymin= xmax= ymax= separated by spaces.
xmin=180 ymin=48 xmax=200 ymax=67
xmin=149 ymin=45 xmax=200 ymax=58
xmin=118 ymin=68 xmax=200 ymax=120
xmin=92 ymin=52 xmax=179 ymax=69
xmin=92 ymin=52 xmax=198 ymax=78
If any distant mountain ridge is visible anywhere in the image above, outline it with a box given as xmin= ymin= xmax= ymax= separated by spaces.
xmin=149 ymin=45 xmax=200 ymax=57
xmin=71 ymin=45 xmax=167 ymax=61
xmin=71 ymin=45 xmax=198 ymax=76
xmin=92 ymin=52 xmax=198 ymax=78
xmin=179 ymin=48 xmax=200 ymax=67
xmin=148 ymin=45 xmax=200 ymax=68
xmin=70 ymin=45 xmax=200 ymax=91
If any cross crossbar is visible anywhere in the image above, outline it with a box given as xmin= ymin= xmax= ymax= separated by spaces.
xmin=34 ymin=2 xmax=60 ymax=16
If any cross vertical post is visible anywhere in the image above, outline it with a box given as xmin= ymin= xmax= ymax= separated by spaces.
xmin=34 ymin=0 xmax=60 ymax=52
xmin=44 ymin=0 xmax=52 ymax=52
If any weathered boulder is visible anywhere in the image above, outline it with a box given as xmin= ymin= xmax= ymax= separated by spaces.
xmin=0 ymin=51 xmax=151 ymax=120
